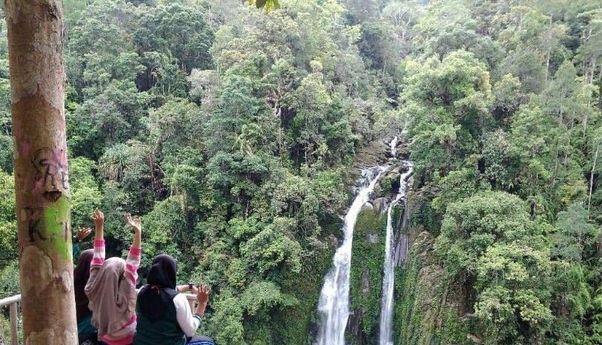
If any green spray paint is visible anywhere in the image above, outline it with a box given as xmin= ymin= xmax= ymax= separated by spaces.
xmin=42 ymin=195 xmax=72 ymax=260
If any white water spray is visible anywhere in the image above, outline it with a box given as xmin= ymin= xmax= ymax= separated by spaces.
xmin=389 ymin=136 xmax=398 ymax=158
xmin=379 ymin=139 xmax=413 ymax=345
xmin=316 ymin=166 xmax=387 ymax=345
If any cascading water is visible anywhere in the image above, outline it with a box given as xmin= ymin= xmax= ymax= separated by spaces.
xmin=379 ymin=139 xmax=413 ymax=345
xmin=389 ymin=136 xmax=398 ymax=158
xmin=316 ymin=166 xmax=387 ymax=345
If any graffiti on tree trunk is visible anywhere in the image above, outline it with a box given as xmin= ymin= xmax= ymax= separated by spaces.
xmin=32 ymin=147 xmax=69 ymax=202
xmin=19 ymin=147 xmax=71 ymax=249
xmin=23 ymin=207 xmax=46 ymax=242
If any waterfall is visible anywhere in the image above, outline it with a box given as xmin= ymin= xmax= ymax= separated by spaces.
xmin=378 ymin=140 xmax=413 ymax=345
xmin=389 ymin=136 xmax=398 ymax=157
xmin=316 ymin=165 xmax=387 ymax=345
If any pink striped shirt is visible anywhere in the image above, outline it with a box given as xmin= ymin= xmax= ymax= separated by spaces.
xmin=90 ymin=240 xmax=141 ymax=345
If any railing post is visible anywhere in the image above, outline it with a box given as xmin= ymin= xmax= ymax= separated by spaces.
xmin=9 ymin=302 xmax=18 ymax=345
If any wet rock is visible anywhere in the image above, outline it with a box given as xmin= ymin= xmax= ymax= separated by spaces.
xmin=352 ymin=141 xmax=389 ymax=169
xmin=374 ymin=169 xmax=401 ymax=197
xmin=386 ymin=171 xmax=402 ymax=194
xmin=328 ymin=234 xmax=339 ymax=247
xmin=397 ymin=143 xmax=411 ymax=160
xmin=374 ymin=179 xmax=389 ymax=198
xmin=361 ymin=271 xmax=371 ymax=294
xmin=367 ymin=233 xmax=379 ymax=244
xmin=467 ymin=334 xmax=484 ymax=344
xmin=399 ymin=161 xmax=412 ymax=174
xmin=362 ymin=202 xmax=374 ymax=211
xmin=372 ymin=197 xmax=388 ymax=213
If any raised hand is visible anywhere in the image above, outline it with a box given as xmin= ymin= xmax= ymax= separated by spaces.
xmin=195 ymin=284 xmax=211 ymax=316
xmin=92 ymin=209 xmax=104 ymax=227
xmin=92 ymin=209 xmax=104 ymax=240
xmin=126 ymin=213 xmax=142 ymax=248
xmin=197 ymin=284 xmax=211 ymax=307
xmin=75 ymin=227 xmax=92 ymax=242
xmin=125 ymin=213 xmax=142 ymax=234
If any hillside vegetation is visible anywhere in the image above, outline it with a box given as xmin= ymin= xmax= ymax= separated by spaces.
xmin=0 ymin=1 xmax=601 ymax=344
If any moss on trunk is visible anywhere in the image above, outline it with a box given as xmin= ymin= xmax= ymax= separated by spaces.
xmin=6 ymin=0 xmax=77 ymax=343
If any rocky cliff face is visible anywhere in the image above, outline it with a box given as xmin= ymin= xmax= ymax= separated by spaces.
xmin=349 ymin=207 xmax=387 ymax=345
xmin=394 ymin=231 xmax=471 ymax=345
xmin=307 ymin=135 xmax=458 ymax=345
xmin=346 ymin=136 xmax=472 ymax=345
xmin=393 ymin=187 xmax=478 ymax=345
xmin=345 ymin=137 xmax=413 ymax=345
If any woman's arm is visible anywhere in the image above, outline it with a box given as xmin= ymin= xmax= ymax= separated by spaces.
xmin=195 ymin=285 xmax=211 ymax=317
xmin=173 ymin=294 xmax=201 ymax=337
xmin=177 ymin=284 xmax=202 ymax=294
xmin=93 ymin=210 xmax=104 ymax=242
xmin=124 ymin=214 xmax=142 ymax=285
xmin=174 ymin=284 xmax=211 ymax=337
xmin=72 ymin=227 xmax=91 ymax=261
xmin=85 ymin=210 xmax=106 ymax=294
xmin=126 ymin=214 xmax=142 ymax=249
xmin=91 ymin=210 xmax=105 ymax=266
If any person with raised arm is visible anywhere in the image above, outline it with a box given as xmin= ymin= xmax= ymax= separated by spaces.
xmin=73 ymin=226 xmax=93 ymax=261
xmin=134 ymin=254 xmax=215 ymax=345
xmin=85 ymin=210 xmax=143 ymax=345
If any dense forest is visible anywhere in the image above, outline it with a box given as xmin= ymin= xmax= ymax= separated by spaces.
xmin=0 ymin=0 xmax=601 ymax=344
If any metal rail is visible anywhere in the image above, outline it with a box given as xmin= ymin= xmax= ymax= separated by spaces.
xmin=0 ymin=293 xmax=197 ymax=345
xmin=0 ymin=294 xmax=20 ymax=345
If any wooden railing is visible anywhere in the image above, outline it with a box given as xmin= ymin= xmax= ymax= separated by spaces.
xmin=0 ymin=294 xmax=20 ymax=345
xmin=0 ymin=293 xmax=197 ymax=345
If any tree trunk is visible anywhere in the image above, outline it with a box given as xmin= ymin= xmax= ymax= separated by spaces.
xmin=544 ymin=18 xmax=553 ymax=85
xmin=588 ymin=141 xmax=599 ymax=218
xmin=5 ymin=1 xmax=77 ymax=344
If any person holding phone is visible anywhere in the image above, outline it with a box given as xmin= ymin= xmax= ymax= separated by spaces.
xmin=134 ymin=254 xmax=214 ymax=345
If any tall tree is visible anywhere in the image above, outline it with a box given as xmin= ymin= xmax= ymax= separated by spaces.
xmin=5 ymin=0 xmax=77 ymax=344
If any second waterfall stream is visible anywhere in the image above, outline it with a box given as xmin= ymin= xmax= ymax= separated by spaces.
xmin=379 ymin=147 xmax=413 ymax=345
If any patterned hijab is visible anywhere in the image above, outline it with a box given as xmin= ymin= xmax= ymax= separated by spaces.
xmin=85 ymin=257 xmax=137 ymax=335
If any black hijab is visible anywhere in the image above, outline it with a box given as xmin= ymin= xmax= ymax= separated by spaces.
xmin=138 ymin=254 xmax=178 ymax=322
xmin=74 ymin=249 xmax=94 ymax=323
